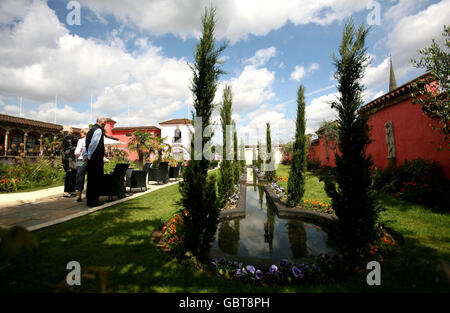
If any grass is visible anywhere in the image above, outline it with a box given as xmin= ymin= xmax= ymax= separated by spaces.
xmin=0 ymin=166 xmax=448 ymax=292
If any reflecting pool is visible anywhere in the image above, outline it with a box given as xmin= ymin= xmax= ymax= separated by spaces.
xmin=211 ymin=185 xmax=336 ymax=261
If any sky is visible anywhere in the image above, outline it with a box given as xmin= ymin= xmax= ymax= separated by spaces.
xmin=0 ymin=0 xmax=448 ymax=145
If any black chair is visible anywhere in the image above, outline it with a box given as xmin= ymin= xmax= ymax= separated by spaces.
xmin=169 ymin=162 xmax=182 ymax=181
xmin=148 ymin=162 xmax=169 ymax=184
xmin=100 ymin=163 xmax=130 ymax=200
xmin=126 ymin=163 xmax=152 ymax=192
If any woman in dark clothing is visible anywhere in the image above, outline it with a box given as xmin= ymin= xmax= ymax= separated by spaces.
xmin=62 ymin=126 xmax=77 ymax=197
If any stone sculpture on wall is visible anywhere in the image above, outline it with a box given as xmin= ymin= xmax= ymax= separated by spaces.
xmin=384 ymin=121 xmax=396 ymax=160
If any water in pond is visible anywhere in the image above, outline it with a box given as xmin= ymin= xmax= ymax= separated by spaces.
xmin=211 ymin=185 xmax=336 ymax=261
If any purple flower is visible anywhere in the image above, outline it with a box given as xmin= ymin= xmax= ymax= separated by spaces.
xmin=292 ymin=266 xmax=304 ymax=278
xmin=269 ymin=265 xmax=278 ymax=274
xmin=211 ymin=259 xmax=217 ymax=267
xmin=279 ymin=259 xmax=288 ymax=268
xmin=255 ymin=270 xmax=263 ymax=280
xmin=235 ymin=269 xmax=242 ymax=277
xmin=246 ymin=265 xmax=256 ymax=274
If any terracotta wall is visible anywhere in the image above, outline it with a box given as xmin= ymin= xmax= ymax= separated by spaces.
xmin=307 ymin=98 xmax=450 ymax=178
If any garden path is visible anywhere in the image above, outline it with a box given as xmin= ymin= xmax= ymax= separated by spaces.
xmin=0 ymin=180 xmax=181 ymax=232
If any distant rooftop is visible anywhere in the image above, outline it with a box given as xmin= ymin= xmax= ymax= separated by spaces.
xmin=159 ymin=118 xmax=192 ymax=125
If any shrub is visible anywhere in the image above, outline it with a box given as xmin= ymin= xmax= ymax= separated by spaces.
xmin=375 ymin=158 xmax=449 ymax=210
xmin=281 ymin=153 xmax=292 ymax=165
xmin=307 ymin=157 xmax=321 ymax=172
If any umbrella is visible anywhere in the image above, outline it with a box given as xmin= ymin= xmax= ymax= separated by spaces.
xmin=104 ymin=137 xmax=126 ymax=145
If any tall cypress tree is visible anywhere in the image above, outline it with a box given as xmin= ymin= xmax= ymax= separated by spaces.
xmin=265 ymin=123 xmax=275 ymax=182
xmin=240 ymin=137 xmax=246 ymax=172
xmin=287 ymin=85 xmax=307 ymax=206
xmin=324 ymin=20 xmax=379 ymax=263
xmin=232 ymin=121 xmax=240 ymax=184
xmin=178 ymin=7 xmax=226 ymax=261
xmin=218 ymin=85 xmax=234 ymax=203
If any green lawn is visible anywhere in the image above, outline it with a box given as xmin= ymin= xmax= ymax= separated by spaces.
xmin=0 ymin=166 xmax=448 ymax=292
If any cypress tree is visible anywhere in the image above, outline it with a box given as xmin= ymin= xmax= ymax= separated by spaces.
xmin=218 ymin=85 xmax=234 ymax=203
xmin=178 ymin=7 xmax=226 ymax=261
xmin=240 ymin=137 xmax=246 ymax=172
xmin=287 ymin=85 xmax=307 ymax=206
xmin=324 ymin=19 xmax=379 ymax=263
xmin=232 ymin=121 xmax=240 ymax=184
xmin=265 ymin=123 xmax=275 ymax=182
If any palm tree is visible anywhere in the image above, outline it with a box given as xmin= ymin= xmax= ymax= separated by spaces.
xmin=128 ymin=130 xmax=154 ymax=169
xmin=151 ymin=135 xmax=171 ymax=165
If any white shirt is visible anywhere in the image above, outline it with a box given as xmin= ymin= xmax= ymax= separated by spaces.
xmin=75 ymin=137 xmax=86 ymax=161
xmin=82 ymin=128 xmax=102 ymax=160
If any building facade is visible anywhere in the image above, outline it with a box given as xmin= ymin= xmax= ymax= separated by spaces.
xmin=0 ymin=114 xmax=80 ymax=161
xmin=307 ymin=73 xmax=450 ymax=178
xmin=159 ymin=118 xmax=194 ymax=161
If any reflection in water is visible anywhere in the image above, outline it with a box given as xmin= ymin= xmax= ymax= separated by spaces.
xmin=218 ymin=220 xmax=240 ymax=255
xmin=287 ymin=220 xmax=308 ymax=258
xmin=213 ymin=185 xmax=335 ymax=260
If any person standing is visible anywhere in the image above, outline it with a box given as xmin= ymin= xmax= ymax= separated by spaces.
xmin=62 ymin=126 xmax=77 ymax=198
xmin=74 ymin=128 xmax=88 ymax=202
xmin=83 ymin=117 xmax=106 ymax=207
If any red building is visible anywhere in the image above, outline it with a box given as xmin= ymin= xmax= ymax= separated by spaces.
xmin=307 ymin=72 xmax=450 ymax=178
xmin=104 ymin=119 xmax=161 ymax=162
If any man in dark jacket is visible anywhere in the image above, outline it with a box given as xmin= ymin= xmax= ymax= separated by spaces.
xmin=83 ymin=117 xmax=106 ymax=207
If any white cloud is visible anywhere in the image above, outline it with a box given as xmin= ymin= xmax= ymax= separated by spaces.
xmin=0 ymin=0 xmax=193 ymax=128
xmin=386 ymin=0 xmax=450 ymax=79
xmin=244 ymin=46 xmax=277 ymax=67
xmin=216 ymin=65 xmax=275 ymax=113
xmin=290 ymin=63 xmax=319 ymax=81
xmin=305 ymin=93 xmax=339 ymax=134
xmin=78 ymin=0 xmax=371 ymax=43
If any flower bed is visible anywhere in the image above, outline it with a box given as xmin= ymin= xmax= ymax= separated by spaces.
xmin=0 ymin=157 xmax=65 ymax=192
xmin=209 ymin=255 xmax=349 ymax=286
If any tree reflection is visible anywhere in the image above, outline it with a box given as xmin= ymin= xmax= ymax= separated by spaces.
xmin=217 ymin=219 xmax=240 ymax=255
xmin=264 ymin=194 xmax=276 ymax=253
xmin=287 ymin=220 xmax=308 ymax=258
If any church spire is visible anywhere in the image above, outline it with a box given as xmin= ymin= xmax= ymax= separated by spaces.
xmin=389 ymin=56 xmax=397 ymax=92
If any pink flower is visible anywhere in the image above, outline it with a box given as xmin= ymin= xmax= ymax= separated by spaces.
xmin=400 ymin=188 xmax=406 ymax=193
xmin=42 ymin=177 xmax=46 ymax=179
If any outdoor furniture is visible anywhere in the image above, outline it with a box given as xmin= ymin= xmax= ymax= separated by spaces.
xmin=148 ymin=162 xmax=169 ymax=184
xmin=100 ymin=163 xmax=129 ymax=200
xmin=126 ymin=162 xmax=152 ymax=192
xmin=169 ymin=162 xmax=182 ymax=181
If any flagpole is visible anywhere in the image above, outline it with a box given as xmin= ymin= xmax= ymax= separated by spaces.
xmin=54 ymin=95 xmax=57 ymax=124
xmin=90 ymin=94 xmax=93 ymax=124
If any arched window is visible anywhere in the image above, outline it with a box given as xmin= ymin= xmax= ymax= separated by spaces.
xmin=174 ymin=128 xmax=181 ymax=143
xmin=10 ymin=131 xmax=24 ymax=155
xmin=26 ymin=134 xmax=39 ymax=155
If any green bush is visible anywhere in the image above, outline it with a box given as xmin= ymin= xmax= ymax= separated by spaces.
xmin=374 ymin=159 xmax=449 ymax=210
xmin=307 ymin=157 xmax=322 ymax=172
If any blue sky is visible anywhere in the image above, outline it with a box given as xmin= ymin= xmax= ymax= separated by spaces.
xmin=0 ymin=0 xmax=448 ymax=144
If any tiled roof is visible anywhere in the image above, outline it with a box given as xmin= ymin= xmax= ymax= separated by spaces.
xmin=0 ymin=113 xmax=63 ymax=131
xmin=112 ymin=126 xmax=160 ymax=131
xmin=360 ymin=72 xmax=432 ymax=113
xmin=159 ymin=118 xmax=192 ymax=125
